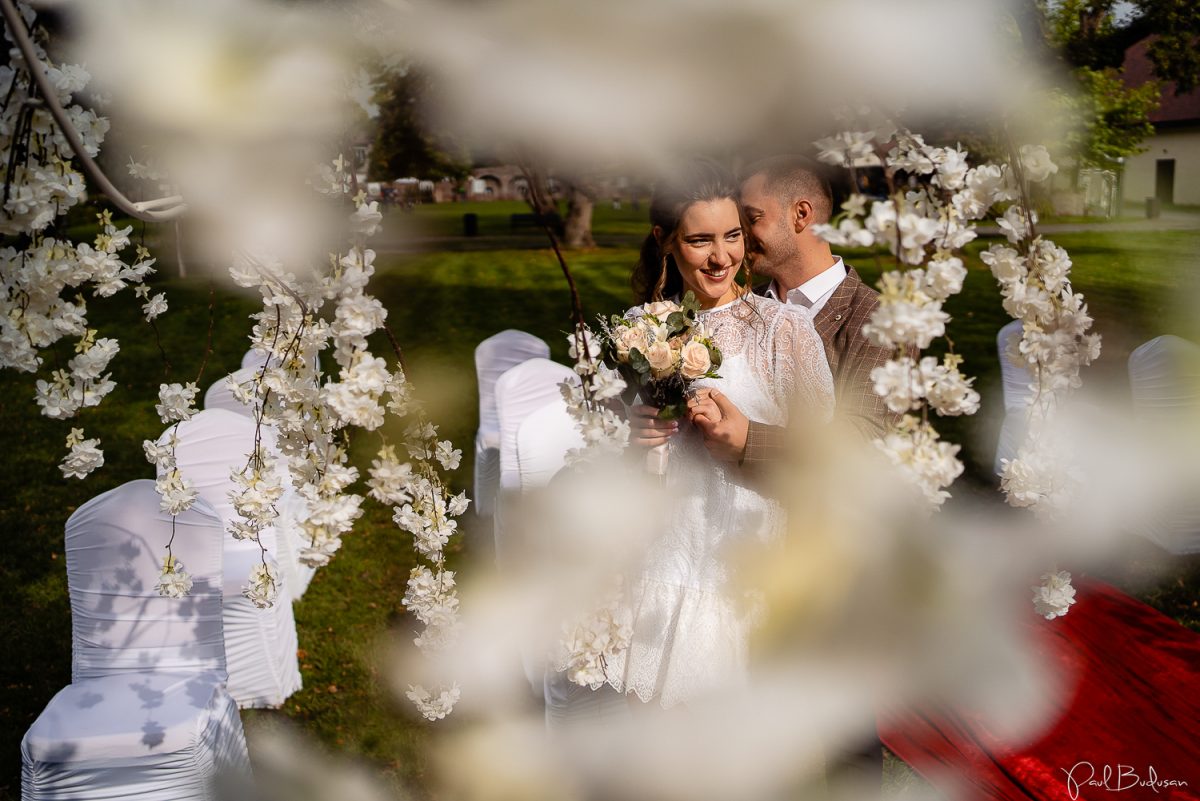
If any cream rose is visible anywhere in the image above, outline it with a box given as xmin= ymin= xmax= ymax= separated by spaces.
xmin=644 ymin=300 xmax=681 ymax=319
xmin=616 ymin=325 xmax=649 ymax=361
xmin=645 ymin=341 xmax=678 ymax=377
xmin=679 ymin=339 xmax=712 ymax=380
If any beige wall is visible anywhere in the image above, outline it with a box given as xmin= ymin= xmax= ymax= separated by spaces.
xmin=1123 ymin=125 xmax=1200 ymax=205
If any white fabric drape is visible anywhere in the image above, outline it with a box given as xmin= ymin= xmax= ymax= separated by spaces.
xmin=21 ymin=480 xmax=251 ymax=800
xmin=1128 ymin=335 xmax=1200 ymax=554
xmin=473 ymin=330 xmax=549 ymax=515
xmin=994 ymin=319 xmax=1034 ymax=475
xmin=516 ymin=398 xmax=584 ymax=491
xmin=162 ymin=410 xmax=302 ymax=708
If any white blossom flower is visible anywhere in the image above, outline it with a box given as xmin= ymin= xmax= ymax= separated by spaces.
xmin=156 ymin=556 xmax=193 ymax=599
xmin=406 ymin=684 xmax=460 ymax=721
xmin=447 ymin=491 xmax=470 ymax=516
xmin=155 ymin=468 xmax=198 ymax=515
xmin=243 ymin=561 xmax=281 ymax=608
xmin=1032 ymin=570 xmax=1076 ymax=619
xmin=922 ymin=254 xmax=967 ymax=301
xmin=59 ymin=428 xmax=104 ymax=479
xmin=143 ymin=437 xmax=175 ymax=469
xmin=350 ymin=200 xmax=383 ymax=236
xmin=997 ymin=204 xmax=1035 ymax=245
xmin=435 ymin=440 xmax=462 ymax=471
xmin=1019 ymin=145 xmax=1058 ymax=184
xmin=156 ymin=382 xmax=199 ymax=423
xmin=814 ymin=130 xmax=881 ymax=167
xmin=141 ymin=292 xmax=168 ymax=321
xmin=874 ymin=415 xmax=964 ymax=506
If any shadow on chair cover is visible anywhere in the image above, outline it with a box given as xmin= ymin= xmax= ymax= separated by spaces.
xmin=994 ymin=320 xmax=1035 ymax=476
xmin=22 ymin=480 xmax=251 ymax=800
xmin=161 ymin=409 xmax=302 ymax=708
xmin=1128 ymin=335 xmax=1200 ymax=554
xmin=474 ymin=330 xmax=550 ymax=517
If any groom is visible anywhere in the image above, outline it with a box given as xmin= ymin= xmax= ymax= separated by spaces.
xmin=691 ymin=156 xmax=902 ymax=790
xmin=691 ymin=155 xmax=901 ymax=464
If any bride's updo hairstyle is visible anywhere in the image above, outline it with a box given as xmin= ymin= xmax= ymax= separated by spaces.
xmin=631 ymin=158 xmax=749 ymax=305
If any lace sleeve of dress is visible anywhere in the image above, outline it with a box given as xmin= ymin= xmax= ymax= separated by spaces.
xmin=770 ymin=304 xmax=835 ymax=421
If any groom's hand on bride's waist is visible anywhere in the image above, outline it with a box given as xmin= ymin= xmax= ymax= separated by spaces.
xmin=629 ymin=403 xmax=678 ymax=448
xmin=689 ymin=389 xmax=749 ymax=465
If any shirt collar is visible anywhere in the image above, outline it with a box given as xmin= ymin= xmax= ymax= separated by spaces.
xmin=766 ymin=257 xmax=847 ymax=307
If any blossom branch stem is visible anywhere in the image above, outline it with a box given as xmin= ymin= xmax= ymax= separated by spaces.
xmin=0 ymin=0 xmax=188 ymax=222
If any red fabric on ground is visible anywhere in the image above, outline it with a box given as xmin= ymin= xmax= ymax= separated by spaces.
xmin=880 ymin=578 xmax=1200 ymax=801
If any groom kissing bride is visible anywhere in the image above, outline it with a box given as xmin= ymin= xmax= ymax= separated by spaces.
xmin=545 ymin=156 xmax=905 ymax=789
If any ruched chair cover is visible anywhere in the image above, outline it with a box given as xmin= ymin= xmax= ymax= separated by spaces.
xmin=202 ymin=370 xmax=317 ymax=602
xmin=516 ymin=397 xmax=585 ymax=491
xmin=1128 ymin=335 xmax=1200 ymax=554
xmin=21 ymin=480 xmax=251 ymax=800
xmin=473 ymin=330 xmax=550 ymax=516
xmin=994 ymin=319 xmax=1036 ymax=476
xmin=161 ymin=409 xmax=302 ymax=708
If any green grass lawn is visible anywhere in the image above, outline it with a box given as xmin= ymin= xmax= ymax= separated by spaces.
xmin=2 ymin=226 xmax=1198 ymax=798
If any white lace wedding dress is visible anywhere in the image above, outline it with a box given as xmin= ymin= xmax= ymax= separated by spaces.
xmin=605 ymin=293 xmax=835 ymax=708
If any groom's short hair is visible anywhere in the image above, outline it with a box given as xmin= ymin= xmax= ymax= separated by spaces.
xmin=742 ymin=155 xmax=836 ymax=224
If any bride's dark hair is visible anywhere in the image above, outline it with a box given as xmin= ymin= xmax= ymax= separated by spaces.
xmin=631 ymin=159 xmax=751 ymax=305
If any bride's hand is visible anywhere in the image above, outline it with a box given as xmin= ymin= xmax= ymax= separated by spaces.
xmin=686 ymin=389 xmax=723 ymax=427
xmin=629 ymin=403 xmax=678 ymax=448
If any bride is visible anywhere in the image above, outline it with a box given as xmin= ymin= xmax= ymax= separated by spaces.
xmin=609 ymin=159 xmax=835 ymax=708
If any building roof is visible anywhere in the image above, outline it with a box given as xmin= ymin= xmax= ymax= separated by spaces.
xmin=1123 ymin=37 xmax=1200 ymax=125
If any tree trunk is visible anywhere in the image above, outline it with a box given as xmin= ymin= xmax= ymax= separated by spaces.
xmin=563 ymin=185 xmax=595 ymax=249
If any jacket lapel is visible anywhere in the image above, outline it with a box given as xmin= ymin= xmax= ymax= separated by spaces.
xmin=812 ymin=266 xmax=861 ymax=343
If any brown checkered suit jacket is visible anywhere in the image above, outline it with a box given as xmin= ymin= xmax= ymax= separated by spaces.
xmin=742 ymin=266 xmax=902 ymax=465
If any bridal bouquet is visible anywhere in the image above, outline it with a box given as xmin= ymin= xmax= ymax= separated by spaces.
xmin=600 ymin=291 xmax=722 ymax=474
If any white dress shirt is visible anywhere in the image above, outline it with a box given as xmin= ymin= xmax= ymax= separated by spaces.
xmin=764 ymin=257 xmax=847 ymax=316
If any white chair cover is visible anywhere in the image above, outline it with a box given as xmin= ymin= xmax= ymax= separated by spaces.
xmin=202 ymin=366 xmax=257 ymax=420
xmin=997 ymin=320 xmax=1034 ymax=412
xmin=22 ymin=480 xmax=250 ymax=800
xmin=200 ymin=375 xmax=317 ymax=601
xmin=495 ymin=359 xmax=577 ymax=493
xmin=203 ymin=368 xmax=316 ymax=601
xmin=241 ymin=347 xmax=270 ymax=371
xmin=1129 ymin=335 xmax=1200 ymax=418
xmin=473 ymin=330 xmax=549 ymax=516
xmin=516 ymin=398 xmax=585 ymax=491
xmin=1128 ymin=336 xmax=1200 ymax=554
xmin=163 ymin=409 xmax=302 ymax=708
xmin=994 ymin=320 xmax=1035 ymax=475
xmin=494 ymin=359 xmax=577 ymax=696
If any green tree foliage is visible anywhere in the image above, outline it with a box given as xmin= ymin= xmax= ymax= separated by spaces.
xmin=1052 ymin=66 xmax=1161 ymax=166
xmin=1039 ymin=0 xmax=1200 ymax=94
xmin=368 ymin=69 xmax=469 ymax=183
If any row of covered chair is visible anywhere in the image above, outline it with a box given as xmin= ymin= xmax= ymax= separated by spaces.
xmin=995 ymin=322 xmax=1200 ymax=554
xmin=473 ymin=330 xmax=585 ymax=517
xmin=22 ymin=349 xmax=316 ymax=799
